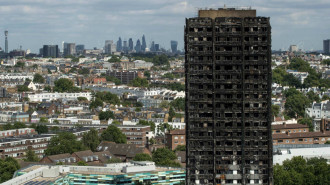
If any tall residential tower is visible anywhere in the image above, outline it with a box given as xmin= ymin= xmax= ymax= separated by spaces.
xmin=185 ymin=8 xmax=273 ymax=185
xmin=324 ymin=39 xmax=330 ymax=54
xmin=4 ymin=30 xmax=8 ymax=53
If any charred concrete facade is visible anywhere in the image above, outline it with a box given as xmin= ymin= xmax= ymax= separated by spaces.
xmin=185 ymin=8 xmax=273 ymax=185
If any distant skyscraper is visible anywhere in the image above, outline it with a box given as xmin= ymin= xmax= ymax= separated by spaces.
xmin=289 ymin=45 xmax=298 ymax=52
xmin=43 ymin=45 xmax=59 ymax=58
xmin=105 ymin=40 xmax=113 ymax=54
xmin=63 ymin=43 xmax=76 ymax=56
xmin=123 ymin=40 xmax=128 ymax=52
xmin=185 ymin=8 xmax=273 ymax=185
xmin=4 ymin=30 xmax=8 ymax=53
xmin=76 ymin=44 xmax=85 ymax=54
xmin=323 ymin=39 xmax=330 ymax=54
xmin=171 ymin=40 xmax=178 ymax=53
xmin=135 ymin=39 xmax=141 ymax=53
xmin=155 ymin=44 xmax=160 ymax=51
xmin=141 ymin=35 xmax=146 ymax=52
xmin=117 ymin=37 xmax=122 ymax=52
xmin=150 ymin=41 xmax=155 ymax=52
xmin=129 ymin=38 xmax=133 ymax=51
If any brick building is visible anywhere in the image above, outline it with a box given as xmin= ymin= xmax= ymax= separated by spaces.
xmin=0 ymin=129 xmax=90 ymax=159
xmin=107 ymin=71 xmax=144 ymax=84
xmin=165 ymin=129 xmax=186 ymax=150
xmin=273 ymin=131 xmax=330 ymax=145
xmin=117 ymin=125 xmax=151 ymax=147
xmin=272 ymin=123 xmax=309 ymax=134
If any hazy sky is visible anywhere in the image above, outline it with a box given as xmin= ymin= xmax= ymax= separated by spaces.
xmin=0 ymin=0 xmax=329 ymax=53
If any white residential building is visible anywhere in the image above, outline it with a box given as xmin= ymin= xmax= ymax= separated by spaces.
xmin=133 ymin=60 xmax=154 ymax=69
xmin=0 ymin=73 xmax=34 ymax=81
xmin=28 ymin=92 xmax=92 ymax=102
xmin=273 ymin=147 xmax=330 ymax=165
xmin=49 ymin=117 xmax=100 ymax=125
xmin=305 ymin=100 xmax=330 ymax=119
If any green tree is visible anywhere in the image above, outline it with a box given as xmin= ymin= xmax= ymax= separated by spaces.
xmin=150 ymin=82 xmax=185 ymax=91
xmin=111 ymin=120 xmax=121 ymax=125
xmin=39 ymin=117 xmax=48 ymax=123
xmin=133 ymin=153 xmax=152 ymax=161
xmin=272 ymin=105 xmax=280 ymax=117
xmin=170 ymin=98 xmax=185 ymax=111
xmin=44 ymin=85 xmax=52 ymax=92
xmin=45 ymin=132 xmax=87 ymax=155
xmin=152 ymin=148 xmax=181 ymax=167
xmin=95 ymin=92 xmax=120 ymax=105
xmin=306 ymin=91 xmax=321 ymax=103
xmin=108 ymin=55 xmax=121 ymax=63
xmin=130 ymin=77 xmax=149 ymax=87
xmin=136 ymin=102 xmax=143 ymax=107
xmin=159 ymin=101 xmax=170 ymax=109
xmin=24 ymin=148 xmax=39 ymax=162
xmin=288 ymin=58 xmax=313 ymax=72
xmin=54 ymin=78 xmax=80 ymax=93
xmin=138 ymin=120 xmax=155 ymax=132
xmin=17 ymin=85 xmax=30 ymax=92
xmin=78 ymin=68 xmax=90 ymax=75
xmin=35 ymin=124 xmax=48 ymax=134
xmin=0 ymin=157 xmax=20 ymax=183
xmin=3 ymin=123 xmax=13 ymax=130
xmin=144 ymin=71 xmax=151 ymax=78
xmin=321 ymin=59 xmax=330 ymax=66
xmin=107 ymin=157 xmax=122 ymax=163
xmin=77 ymin=97 xmax=88 ymax=101
xmin=274 ymin=156 xmax=330 ymax=185
xmin=322 ymin=95 xmax=330 ymax=101
xmin=15 ymin=61 xmax=25 ymax=68
xmin=89 ymin=98 xmax=104 ymax=109
xmin=13 ymin=122 xmax=26 ymax=129
xmin=157 ymin=123 xmax=173 ymax=134
xmin=168 ymin=107 xmax=176 ymax=122
xmin=284 ymin=88 xmax=310 ymax=118
xmin=105 ymin=76 xmax=122 ymax=85
xmin=33 ymin=73 xmax=45 ymax=83
xmin=174 ymin=145 xmax=186 ymax=152
xmin=152 ymin=54 xmax=169 ymax=66
xmin=99 ymin=111 xmax=115 ymax=120
xmin=298 ymin=117 xmax=314 ymax=131
xmin=101 ymin=125 xmax=127 ymax=144
xmin=77 ymin=161 xmax=87 ymax=166
xmin=82 ymin=128 xmax=100 ymax=152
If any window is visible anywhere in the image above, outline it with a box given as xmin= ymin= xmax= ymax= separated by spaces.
xmin=174 ymin=136 xmax=178 ymax=139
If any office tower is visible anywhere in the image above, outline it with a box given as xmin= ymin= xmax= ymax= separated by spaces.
xmin=171 ymin=40 xmax=178 ymax=53
xmin=150 ymin=41 xmax=155 ymax=52
xmin=105 ymin=40 xmax=113 ymax=54
xmin=324 ymin=39 xmax=330 ymax=54
xmin=129 ymin=38 xmax=134 ymax=51
xmin=4 ymin=31 xmax=8 ymax=53
xmin=123 ymin=40 xmax=128 ymax=52
xmin=76 ymin=44 xmax=85 ymax=54
xmin=63 ymin=43 xmax=76 ymax=56
xmin=141 ymin=35 xmax=147 ymax=51
xmin=135 ymin=39 xmax=141 ymax=53
xmin=117 ymin=37 xmax=122 ymax=52
xmin=155 ymin=44 xmax=160 ymax=51
xmin=185 ymin=8 xmax=272 ymax=185
xmin=43 ymin=45 xmax=59 ymax=58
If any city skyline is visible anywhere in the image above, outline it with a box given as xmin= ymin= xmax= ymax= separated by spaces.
xmin=0 ymin=0 xmax=329 ymax=52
